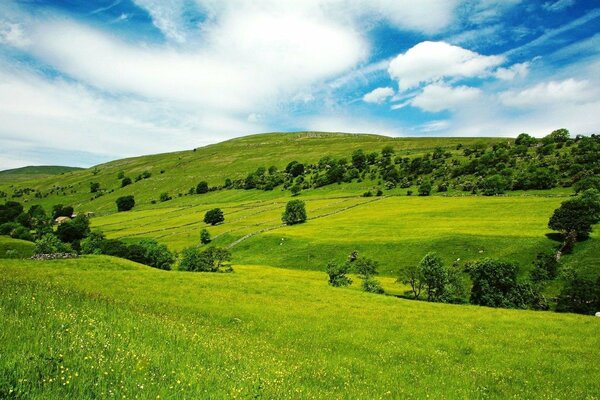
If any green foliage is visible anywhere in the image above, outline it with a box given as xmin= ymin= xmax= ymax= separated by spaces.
xmin=467 ymin=259 xmax=532 ymax=309
xmin=290 ymin=184 xmax=302 ymax=196
xmin=80 ymin=231 xmax=106 ymax=255
xmin=90 ymin=182 xmax=100 ymax=193
xmin=56 ymin=215 xmax=90 ymax=245
xmin=481 ymin=174 xmax=508 ymax=196
xmin=530 ymin=253 xmax=560 ymax=283
xmin=159 ymin=192 xmax=172 ymax=202
xmin=556 ymin=276 xmax=600 ymax=315
xmin=116 ymin=195 xmax=135 ymax=212
xmin=117 ymin=170 xmax=125 ymax=179
xmin=548 ymin=189 xmax=600 ymax=240
xmin=543 ymin=128 xmax=570 ymax=144
xmin=515 ymin=133 xmax=537 ymax=146
xmin=196 ymin=181 xmax=209 ymax=194
xmin=362 ymin=277 xmax=384 ymax=294
xmin=400 ymin=264 xmax=424 ymax=299
xmin=121 ymin=177 xmax=132 ymax=187
xmin=325 ymin=260 xmax=352 ymax=287
xmin=418 ymin=179 xmax=432 ymax=196
xmin=179 ymin=246 xmax=232 ymax=272
xmin=200 ymin=228 xmax=211 ymax=244
xmin=282 ymin=200 xmax=307 ymax=225
xmin=0 ymin=201 xmax=24 ymax=224
xmin=52 ymin=204 xmax=73 ymax=219
xmin=34 ymin=233 xmax=72 ymax=254
xmin=574 ymin=176 xmax=600 ymax=193
xmin=204 ymin=208 xmax=224 ymax=225
xmin=419 ymin=253 xmax=447 ymax=302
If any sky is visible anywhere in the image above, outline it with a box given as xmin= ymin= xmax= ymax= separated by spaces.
xmin=0 ymin=0 xmax=599 ymax=169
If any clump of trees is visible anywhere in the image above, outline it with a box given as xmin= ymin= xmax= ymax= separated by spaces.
xmin=0 ymin=201 xmax=52 ymax=242
xmin=179 ymin=246 xmax=232 ymax=272
xmin=325 ymin=252 xmax=383 ymax=294
xmin=400 ymin=253 xmax=465 ymax=303
xmin=200 ymin=228 xmax=211 ymax=244
xmin=204 ymin=208 xmax=224 ymax=225
xmin=282 ymin=200 xmax=307 ymax=225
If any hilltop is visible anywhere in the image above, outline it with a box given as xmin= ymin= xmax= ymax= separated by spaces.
xmin=0 ymin=165 xmax=83 ymax=185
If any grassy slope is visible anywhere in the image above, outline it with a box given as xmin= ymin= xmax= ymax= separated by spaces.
xmin=0 ymin=166 xmax=83 ymax=185
xmin=0 ymin=236 xmax=34 ymax=259
xmin=1 ymin=257 xmax=599 ymax=399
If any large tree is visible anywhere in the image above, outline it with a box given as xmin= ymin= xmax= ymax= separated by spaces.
xmin=282 ymin=200 xmax=307 ymax=225
xmin=548 ymin=189 xmax=600 ymax=246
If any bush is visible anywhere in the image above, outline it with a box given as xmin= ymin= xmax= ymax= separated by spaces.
xmin=116 ymin=195 xmax=135 ymax=212
xmin=362 ymin=277 xmax=384 ymax=294
xmin=556 ymin=276 xmax=600 ymax=315
xmin=52 ymin=204 xmax=73 ymax=220
xmin=34 ymin=234 xmax=73 ymax=255
xmin=137 ymin=239 xmax=175 ymax=270
xmin=204 ymin=208 xmax=224 ymax=225
xmin=0 ymin=222 xmax=20 ymax=235
xmin=179 ymin=246 xmax=232 ymax=272
xmin=0 ymin=201 xmax=24 ymax=224
xmin=282 ymin=200 xmax=307 ymax=225
xmin=481 ymin=174 xmax=508 ymax=196
xmin=121 ymin=177 xmax=132 ymax=187
xmin=159 ymin=192 xmax=172 ymax=202
xmin=196 ymin=181 xmax=209 ymax=194
xmin=418 ymin=180 xmax=432 ymax=196
xmin=574 ymin=176 xmax=600 ymax=193
xmin=200 ymin=228 xmax=211 ymax=244
xmin=530 ymin=253 xmax=560 ymax=282
xmin=90 ymin=182 xmax=100 ymax=193
xmin=80 ymin=231 xmax=106 ymax=255
xmin=325 ymin=260 xmax=352 ymax=287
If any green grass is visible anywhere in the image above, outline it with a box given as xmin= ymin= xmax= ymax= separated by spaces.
xmin=0 ymin=236 xmax=34 ymax=259
xmin=0 ymin=166 xmax=83 ymax=185
xmin=1 ymin=256 xmax=599 ymax=399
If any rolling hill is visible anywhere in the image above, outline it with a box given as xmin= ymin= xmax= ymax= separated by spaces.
xmin=0 ymin=165 xmax=83 ymax=185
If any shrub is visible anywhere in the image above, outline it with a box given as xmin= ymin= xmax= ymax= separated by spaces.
xmin=137 ymin=239 xmax=175 ymax=270
xmin=34 ymin=234 xmax=73 ymax=255
xmin=204 ymin=208 xmax=224 ymax=225
xmin=80 ymin=231 xmax=106 ymax=255
xmin=159 ymin=192 xmax=172 ymax=202
xmin=362 ymin=277 xmax=384 ymax=294
xmin=52 ymin=204 xmax=73 ymax=220
xmin=0 ymin=201 xmax=24 ymax=224
xmin=200 ymin=228 xmax=211 ymax=244
xmin=121 ymin=177 xmax=132 ymax=187
xmin=556 ymin=276 xmax=600 ymax=315
xmin=116 ymin=195 xmax=135 ymax=212
xmin=481 ymin=174 xmax=508 ymax=196
xmin=282 ymin=200 xmax=307 ymax=225
xmin=196 ymin=181 xmax=209 ymax=194
xmin=418 ymin=180 xmax=432 ymax=196
xmin=574 ymin=176 xmax=600 ymax=193
xmin=530 ymin=253 xmax=560 ymax=282
xmin=90 ymin=182 xmax=100 ymax=193
xmin=325 ymin=261 xmax=352 ymax=287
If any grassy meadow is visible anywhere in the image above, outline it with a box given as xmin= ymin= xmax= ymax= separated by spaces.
xmin=1 ymin=256 xmax=599 ymax=399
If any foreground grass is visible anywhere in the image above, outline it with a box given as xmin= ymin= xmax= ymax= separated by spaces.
xmin=1 ymin=257 xmax=598 ymax=399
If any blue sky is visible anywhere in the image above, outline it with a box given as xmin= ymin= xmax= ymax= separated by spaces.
xmin=0 ymin=0 xmax=599 ymax=169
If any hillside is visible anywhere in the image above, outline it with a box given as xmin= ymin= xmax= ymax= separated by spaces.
xmin=1 ymin=256 xmax=598 ymax=399
xmin=0 ymin=165 xmax=83 ymax=185
xmin=0 ymin=131 xmax=598 ymax=279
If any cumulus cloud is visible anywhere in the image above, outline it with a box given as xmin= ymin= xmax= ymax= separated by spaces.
xmin=410 ymin=84 xmax=482 ymax=112
xmin=363 ymin=87 xmax=394 ymax=104
xmin=388 ymin=41 xmax=504 ymax=91
xmin=500 ymin=78 xmax=595 ymax=107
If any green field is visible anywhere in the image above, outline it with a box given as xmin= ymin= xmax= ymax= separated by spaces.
xmin=0 ymin=165 xmax=83 ymax=185
xmin=1 ymin=256 xmax=599 ymax=399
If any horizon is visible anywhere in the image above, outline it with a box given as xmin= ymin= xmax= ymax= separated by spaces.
xmin=1 ymin=0 xmax=599 ymax=169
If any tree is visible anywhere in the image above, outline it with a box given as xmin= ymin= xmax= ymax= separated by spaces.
xmin=137 ymin=239 xmax=175 ymax=270
xmin=179 ymin=246 xmax=232 ymax=272
xmin=282 ymin=200 xmax=307 ymax=225
xmin=0 ymin=201 xmax=24 ymax=224
xmin=90 ymin=182 xmax=100 ymax=193
xmin=400 ymin=264 xmax=424 ymax=300
xmin=121 ymin=177 xmax=132 ymax=187
xmin=56 ymin=215 xmax=90 ymax=245
xmin=419 ymin=253 xmax=447 ymax=302
xmin=351 ymin=149 xmax=367 ymax=170
xmin=574 ymin=176 xmax=600 ymax=193
xmin=200 ymin=228 xmax=211 ymax=244
xmin=381 ymin=145 xmax=395 ymax=158
xmin=80 ymin=230 xmax=106 ymax=255
xmin=116 ymin=195 xmax=135 ymax=212
xmin=290 ymin=184 xmax=302 ymax=196
xmin=542 ymin=128 xmax=570 ymax=144
xmin=353 ymin=256 xmax=384 ymax=293
xmin=481 ymin=174 xmax=508 ymax=196
xmin=204 ymin=208 xmax=224 ymax=225
xmin=196 ymin=181 xmax=209 ymax=194
xmin=418 ymin=179 xmax=432 ymax=196
xmin=325 ymin=260 xmax=352 ymax=287
xmin=530 ymin=252 xmax=560 ymax=283
xmin=52 ymin=204 xmax=73 ymax=219
xmin=515 ymin=133 xmax=536 ymax=146
xmin=467 ymin=259 xmax=531 ymax=309
xmin=548 ymin=189 xmax=600 ymax=242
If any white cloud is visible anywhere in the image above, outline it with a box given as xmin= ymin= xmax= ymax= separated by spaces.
xmin=495 ymin=62 xmax=530 ymax=80
xmin=132 ymin=0 xmax=188 ymax=43
xmin=362 ymin=87 xmax=394 ymax=104
xmin=0 ymin=21 xmax=30 ymax=48
xmin=410 ymin=84 xmax=482 ymax=112
xmin=388 ymin=41 xmax=504 ymax=91
xmin=500 ymin=78 xmax=596 ymax=107
xmin=543 ymin=0 xmax=575 ymax=12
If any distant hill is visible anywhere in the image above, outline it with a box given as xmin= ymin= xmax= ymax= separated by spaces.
xmin=0 ymin=165 xmax=84 ymax=184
